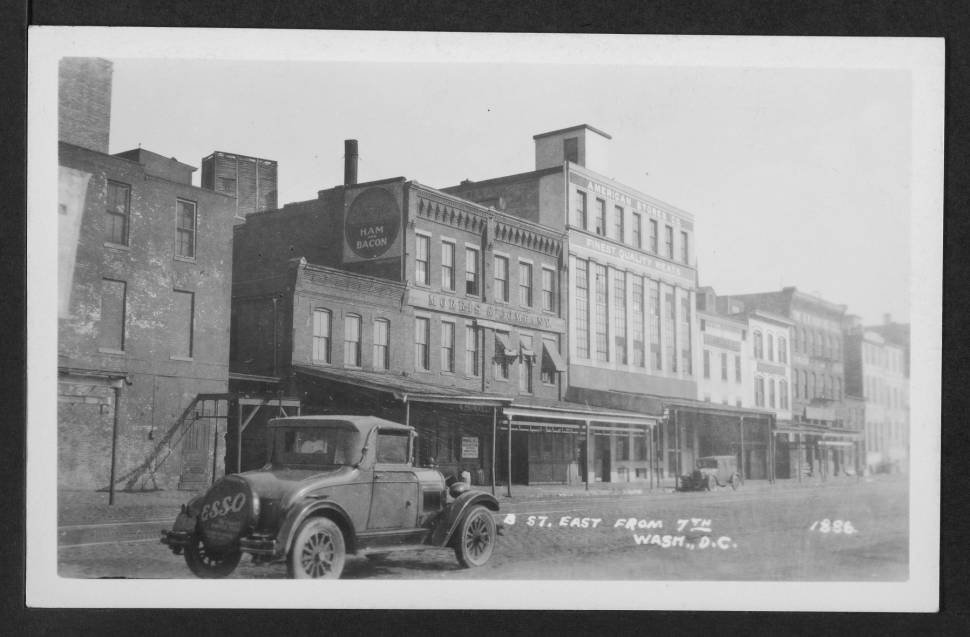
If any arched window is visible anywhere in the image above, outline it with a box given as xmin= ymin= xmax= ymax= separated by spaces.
xmin=809 ymin=372 xmax=817 ymax=399
xmin=768 ymin=379 xmax=776 ymax=408
xmin=767 ymin=333 xmax=775 ymax=361
xmin=779 ymin=337 xmax=788 ymax=363
xmin=754 ymin=330 xmax=764 ymax=359
xmin=793 ymin=370 xmax=800 ymax=399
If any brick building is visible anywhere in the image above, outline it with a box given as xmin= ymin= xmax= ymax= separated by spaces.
xmin=230 ymin=144 xmax=656 ymax=487
xmin=58 ymin=141 xmax=236 ymax=490
xmin=57 ymin=58 xmax=237 ymax=492
xmin=844 ymin=315 xmax=909 ymax=473
xmin=445 ymin=125 xmax=774 ymax=485
xmin=722 ymin=287 xmax=861 ymax=479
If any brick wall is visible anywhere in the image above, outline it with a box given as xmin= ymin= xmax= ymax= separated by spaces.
xmin=58 ymin=142 xmax=236 ymax=490
xmin=58 ymin=58 xmax=112 ymax=153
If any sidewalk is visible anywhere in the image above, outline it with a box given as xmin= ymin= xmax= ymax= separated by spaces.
xmin=58 ymin=473 xmax=880 ymax=527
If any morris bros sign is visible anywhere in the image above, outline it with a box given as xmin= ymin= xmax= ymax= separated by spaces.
xmin=343 ymin=186 xmax=402 ymax=262
xmin=410 ymin=291 xmax=566 ymax=333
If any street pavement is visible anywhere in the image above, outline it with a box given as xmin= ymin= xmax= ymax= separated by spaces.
xmin=56 ymin=474 xmax=908 ymax=581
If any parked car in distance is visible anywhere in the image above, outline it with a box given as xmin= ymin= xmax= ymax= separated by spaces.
xmin=680 ymin=455 xmax=742 ymax=491
xmin=161 ymin=416 xmax=500 ymax=579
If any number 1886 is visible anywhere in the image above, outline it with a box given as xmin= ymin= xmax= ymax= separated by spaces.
xmin=809 ymin=519 xmax=856 ymax=534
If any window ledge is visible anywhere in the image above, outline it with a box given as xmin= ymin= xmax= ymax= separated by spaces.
xmin=103 ymin=242 xmax=130 ymax=252
xmin=98 ymin=347 xmax=125 ymax=355
xmin=170 ymin=355 xmax=194 ymax=361
xmin=174 ymin=256 xmax=197 ymax=263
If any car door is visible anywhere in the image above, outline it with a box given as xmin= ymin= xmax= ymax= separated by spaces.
xmin=367 ymin=428 xmax=420 ymax=530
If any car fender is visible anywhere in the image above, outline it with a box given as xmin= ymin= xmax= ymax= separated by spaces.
xmin=432 ymin=491 xmax=500 ymax=547
xmin=277 ymin=500 xmax=358 ymax=558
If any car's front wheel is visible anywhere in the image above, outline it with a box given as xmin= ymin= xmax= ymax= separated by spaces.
xmin=184 ymin=534 xmax=242 ymax=578
xmin=454 ymin=505 xmax=496 ymax=568
xmin=288 ymin=517 xmax=346 ymax=579
xmin=730 ymin=473 xmax=741 ymax=490
xmin=706 ymin=474 xmax=717 ymax=491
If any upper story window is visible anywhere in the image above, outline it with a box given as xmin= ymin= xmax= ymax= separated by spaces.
xmin=680 ymin=230 xmax=689 ymax=264
xmin=465 ymin=246 xmax=480 ymax=296
xmin=415 ymin=317 xmax=430 ymax=371
xmin=574 ymin=190 xmax=588 ymax=230
xmin=344 ymin=314 xmax=362 ymax=367
xmin=373 ymin=319 xmax=390 ymax=370
xmin=494 ymin=255 xmax=509 ymax=302
xmin=594 ymin=199 xmax=607 ymax=236
xmin=649 ymin=219 xmax=659 ymax=253
xmin=441 ymin=321 xmax=455 ymax=373
xmin=99 ymin=278 xmax=126 ymax=351
xmin=721 ymin=352 xmax=728 ymax=381
xmin=176 ymin=199 xmax=197 ymax=259
xmin=541 ymin=267 xmax=556 ymax=313
xmin=767 ymin=334 xmax=775 ymax=361
xmin=664 ymin=225 xmax=674 ymax=259
xmin=105 ymin=181 xmax=130 ymax=246
xmin=769 ymin=379 xmax=776 ymax=408
xmin=465 ymin=326 xmax=480 ymax=377
xmin=703 ymin=350 xmax=711 ymax=379
xmin=755 ymin=377 xmax=765 ymax=407
xmin=415 ymin=234 xmax=430 ymax=286
xmin=541 ymin=335 xmax=561 ymax=384
xmin=632 ymin=213 xmax=642 ymax=249
xmin=614 ymin=206 xmax=624 ymax=243
xmin=313 ymin=309 xmax=332 ymax=363
xmin=441 ymin=241 xmax=455 ymax=291
xmin=780 ymin=380 xmax=789 ymax=409
xmin=519 ymin=261 xmax=533 ymax=307
xmin=754 ymin=330 xmax=764 ymax=359
xmin=779 ymin=337 xmax=788 ymax=363
xmin=735 ymin=354 xmax=742 ymax=382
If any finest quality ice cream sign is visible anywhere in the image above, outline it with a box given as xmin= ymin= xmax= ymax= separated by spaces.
xmin=344 ymin=187 xmax=402 ymax=260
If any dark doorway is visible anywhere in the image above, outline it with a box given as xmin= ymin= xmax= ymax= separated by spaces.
xmin=595 ymin=435 xmax=611 ymax=482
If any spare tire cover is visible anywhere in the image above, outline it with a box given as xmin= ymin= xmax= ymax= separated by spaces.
xmin=199 ymin=476 xmax=254 ymax=550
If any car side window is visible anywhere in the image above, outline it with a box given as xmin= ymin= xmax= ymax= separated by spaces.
xmin=375 ymin=431 xmax=409 ymax=464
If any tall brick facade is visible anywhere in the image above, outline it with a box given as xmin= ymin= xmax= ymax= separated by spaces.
xmin=58 ymin=142 xmax=236 ymax=490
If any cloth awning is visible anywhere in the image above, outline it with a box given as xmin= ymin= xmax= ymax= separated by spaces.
xmin=542 ymin=342 xmax=566 ymax=372
xmin=504 ymin=399 xmax=658 ymax=431
xmin=293 ymin=364 xmax=512 ymax=408
xmin=494 ymin=332 xmax=515 ymax=358
xmin=519 ymin=336 xmax=535 ymax=358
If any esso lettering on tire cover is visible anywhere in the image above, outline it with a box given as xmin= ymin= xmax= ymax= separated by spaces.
xmin=200 ymin=478 xmax=253 ymax=549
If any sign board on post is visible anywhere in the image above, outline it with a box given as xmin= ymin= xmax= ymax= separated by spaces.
xmin=461 ymin=437 xmax=479 ymax=459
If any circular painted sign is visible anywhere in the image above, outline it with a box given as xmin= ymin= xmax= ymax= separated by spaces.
xmin=344 ymin=187 xmax=401 ymax=259
xmin=200 ymin=478 xmax=253 ymax=549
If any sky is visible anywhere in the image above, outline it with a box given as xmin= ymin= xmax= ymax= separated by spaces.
xmin=106 ymin=56 xmax=912 ymax=326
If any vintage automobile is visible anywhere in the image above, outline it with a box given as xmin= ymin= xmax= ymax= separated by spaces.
xmin=680 ymin=455 xmax=742 ymax=491
xmin=161 ymin=416 xmax=500 ymax=579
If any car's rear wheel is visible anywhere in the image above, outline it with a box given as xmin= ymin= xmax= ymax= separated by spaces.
xmin=184 ymin=534 xmax=242 ymax=578
xmin=288 ymin=517 xmax=346 ymax=579
xmin=454 ymin=505 xmax=495 ymax=568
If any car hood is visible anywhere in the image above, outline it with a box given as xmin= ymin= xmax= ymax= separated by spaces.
xmin=238 ymin=465 xmax=358 ymax=503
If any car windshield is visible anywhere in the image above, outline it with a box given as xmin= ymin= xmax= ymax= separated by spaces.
xmin=275 ymin=427 xmax=360 ymax=467
xmin=697 ymin=458 xmax=719 ymax=469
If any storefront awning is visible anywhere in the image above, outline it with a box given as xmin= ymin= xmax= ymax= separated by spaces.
xmin=293 ymin=364 xmax=512 ymax=408
xmin=494 ymin=332 xmax=515 ymax=358
xmin=542 ymin=342 xmax=566 ymax=372
xmin=774 ymin=422 xmax=863 ymax=439
xmin=519 ymin=336 xmax=535 ymax=358
xmin=504 ymin=399 xmax=658 ymax=431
